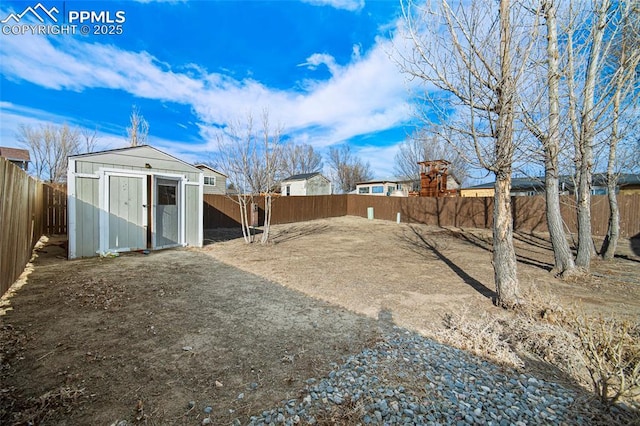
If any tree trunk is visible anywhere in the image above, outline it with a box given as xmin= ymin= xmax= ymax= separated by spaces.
xmin=601 ymin=5 xmax=632 ymax=260
xmin=602 ymin=179 xmax=619 ymax=260
xmin=601 ymin=88 xmax=621 ymax=260
xmin=492 ymin=0 xmax=519 ymax=309
xmin=575 ymin=161 xmax=593 ymax=268
xmin=493 ymin=174 xmax=520 ymax=308
xmin=575 ymin=0 xmax=609 ymax=270
xmin=237 ymin=195 xmax=254 ymax=244
xmin=544 ymin=0 xmax=577 ymax=277
xmin=261 ymin=194 xmax=272 ymax=244
xmin=545 ymin=170 xmax=576 ymax=275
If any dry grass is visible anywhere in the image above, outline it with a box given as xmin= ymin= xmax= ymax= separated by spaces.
xmin=1 ymin=386 xmax=91 ymax=425
xmin=435 ymin=307 xmax=524 ymax=368
xmin=432 ymin=290 xmax=640 ymax=421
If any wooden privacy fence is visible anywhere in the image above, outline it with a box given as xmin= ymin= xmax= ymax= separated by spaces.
xmin=203 ymin=193 xmax=640 ymax=239
xmin=0 ymin=158 xmax=67 ymax=296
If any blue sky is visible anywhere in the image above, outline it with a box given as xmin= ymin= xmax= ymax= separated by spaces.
xmin=0 ymin=0 xmax=419 ymax=178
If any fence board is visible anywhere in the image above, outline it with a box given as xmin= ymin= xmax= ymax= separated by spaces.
xmin=0 ymin=158 xmax=67 ymax=296
xmin=202 ymin=193 xmax=640 ymax=240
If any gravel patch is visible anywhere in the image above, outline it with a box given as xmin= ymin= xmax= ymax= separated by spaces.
xmin=243 ymin=327 xmax=605 ymax=426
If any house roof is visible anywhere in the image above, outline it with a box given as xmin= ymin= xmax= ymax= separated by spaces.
xmin=195 ymin=164 xmax=228 ymax=177
xmin=0 ymin=146 xmax=30 ymax=162
xmin=463 ymin=173 xmax=640 ymax=191
xmin=465 ymin=177 xmax=547 ymax=191
xmin=356 ymin=177 xmax=403 ymax=185
xmin=281 ymin=172 xmax=324 ymax=182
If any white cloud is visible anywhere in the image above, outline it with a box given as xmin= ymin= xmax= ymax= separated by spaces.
xmin=299 ymin=53 xmax=342 ymax=76
xmin=301 ymin=0 xmax=365 ymax=12
xmin=0 ymin=103 xmax=123 ymax=152
xmin=0 ymin=102 xmax=205 ymax=161
xmin=357 ymin=143 xmax=402 ymax=178
xmin=0 ymin=15 xmax=416 ymax=175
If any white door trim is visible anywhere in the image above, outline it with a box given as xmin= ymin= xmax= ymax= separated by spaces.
xmin=153 ymin=175 xmax=184 ymax=249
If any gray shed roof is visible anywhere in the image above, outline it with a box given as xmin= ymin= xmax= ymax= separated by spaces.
xmin=282 ymin=172 xmax=325 ymax=182
xmin=70 ymin=145 xmax=201 ymax=173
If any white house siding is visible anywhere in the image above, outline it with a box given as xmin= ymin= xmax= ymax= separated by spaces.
xmin=356 ymin=181 xmax=408 ymax=197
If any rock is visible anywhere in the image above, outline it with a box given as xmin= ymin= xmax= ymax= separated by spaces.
xmin=215 ymin=380 xmax=223 ymax=387
xmin=182 ymin=346 xmax=193 ymax=351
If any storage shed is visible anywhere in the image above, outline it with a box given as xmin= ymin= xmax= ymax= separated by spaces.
xmin=280 ymin=172 xmax=331 ymax=196
xmin=67 ymin=145 xmax=203 ymax=259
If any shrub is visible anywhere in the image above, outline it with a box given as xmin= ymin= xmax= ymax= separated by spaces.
xmin=572 ymin=313 xmax=640 ymax=407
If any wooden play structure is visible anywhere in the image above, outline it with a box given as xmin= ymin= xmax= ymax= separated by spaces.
xmin=418 ymin=160 xmax=459 ymax=197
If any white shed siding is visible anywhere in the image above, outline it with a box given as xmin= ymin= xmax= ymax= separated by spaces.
xmin=286 ymin=180 xmax=307 ymax=196
xmin=75 ymin=177 xmax=100 ymax=258
xmin=184 ymin=184 xmax=202 ymax=247
xmin=306 ymin=175 xmax=331 ymax=195
xmin=68 ymin=146 xmax=203 ymax=258
xmin=281 ymin=174 xmax=331 ymax=196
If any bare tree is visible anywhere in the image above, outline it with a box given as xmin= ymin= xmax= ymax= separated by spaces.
xmin=327 ymin=144 xmax=372 ymax=193
xmin=399 ymin=0 xmax=539 ymax=308
xmin=566 ymin=0 xmax=611 ymax=269
xmin=17 ymin=123 xmax=80 ymax=182
xmin=80 ymin=127 xmax=100 ymax=153
xmin=519 ymin=0 xmax=578 ymax=277
xmin=127 ymin=105 xmax=149 ymax=147
xmin=215 ymin=111 xmax=281 ymax=244
xmin=259 ymin=112 xmax=282 ymax=244
xmin=599 ymin=3 xmax=640 ymax=260
xmin=394 ymin=128 xmax=469 ymax=188
xmin=279 ymin=143 xmax=323 ymax=178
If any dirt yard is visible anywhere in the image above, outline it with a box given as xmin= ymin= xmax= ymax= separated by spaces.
xmin=205 ymin=216 xmax=640 ymax=335
xmin=1 ymin=216 xmax=639 ymax=425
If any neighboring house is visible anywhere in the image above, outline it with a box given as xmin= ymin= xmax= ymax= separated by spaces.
xmin=280 ymin=172 xmax=331 ymax=196
xmin=195 ymin=164 xmax=228 ymax=195
xmin=0 ymin=146 xmax=30 ymax=171
xmin=67 ymin=145 xmax=203 ymax=259
xmin=592 ymin=174 xmax=640 ymax=195
xmin=461 ymin=177 xmax=560 ymax=198
xmin=355 ymin=178 xmax=409 ymax=197
xmin=460 ymin=173 xmax=640 ymax=197
xmin=460 ymin=182 xmax=496 ymax=198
